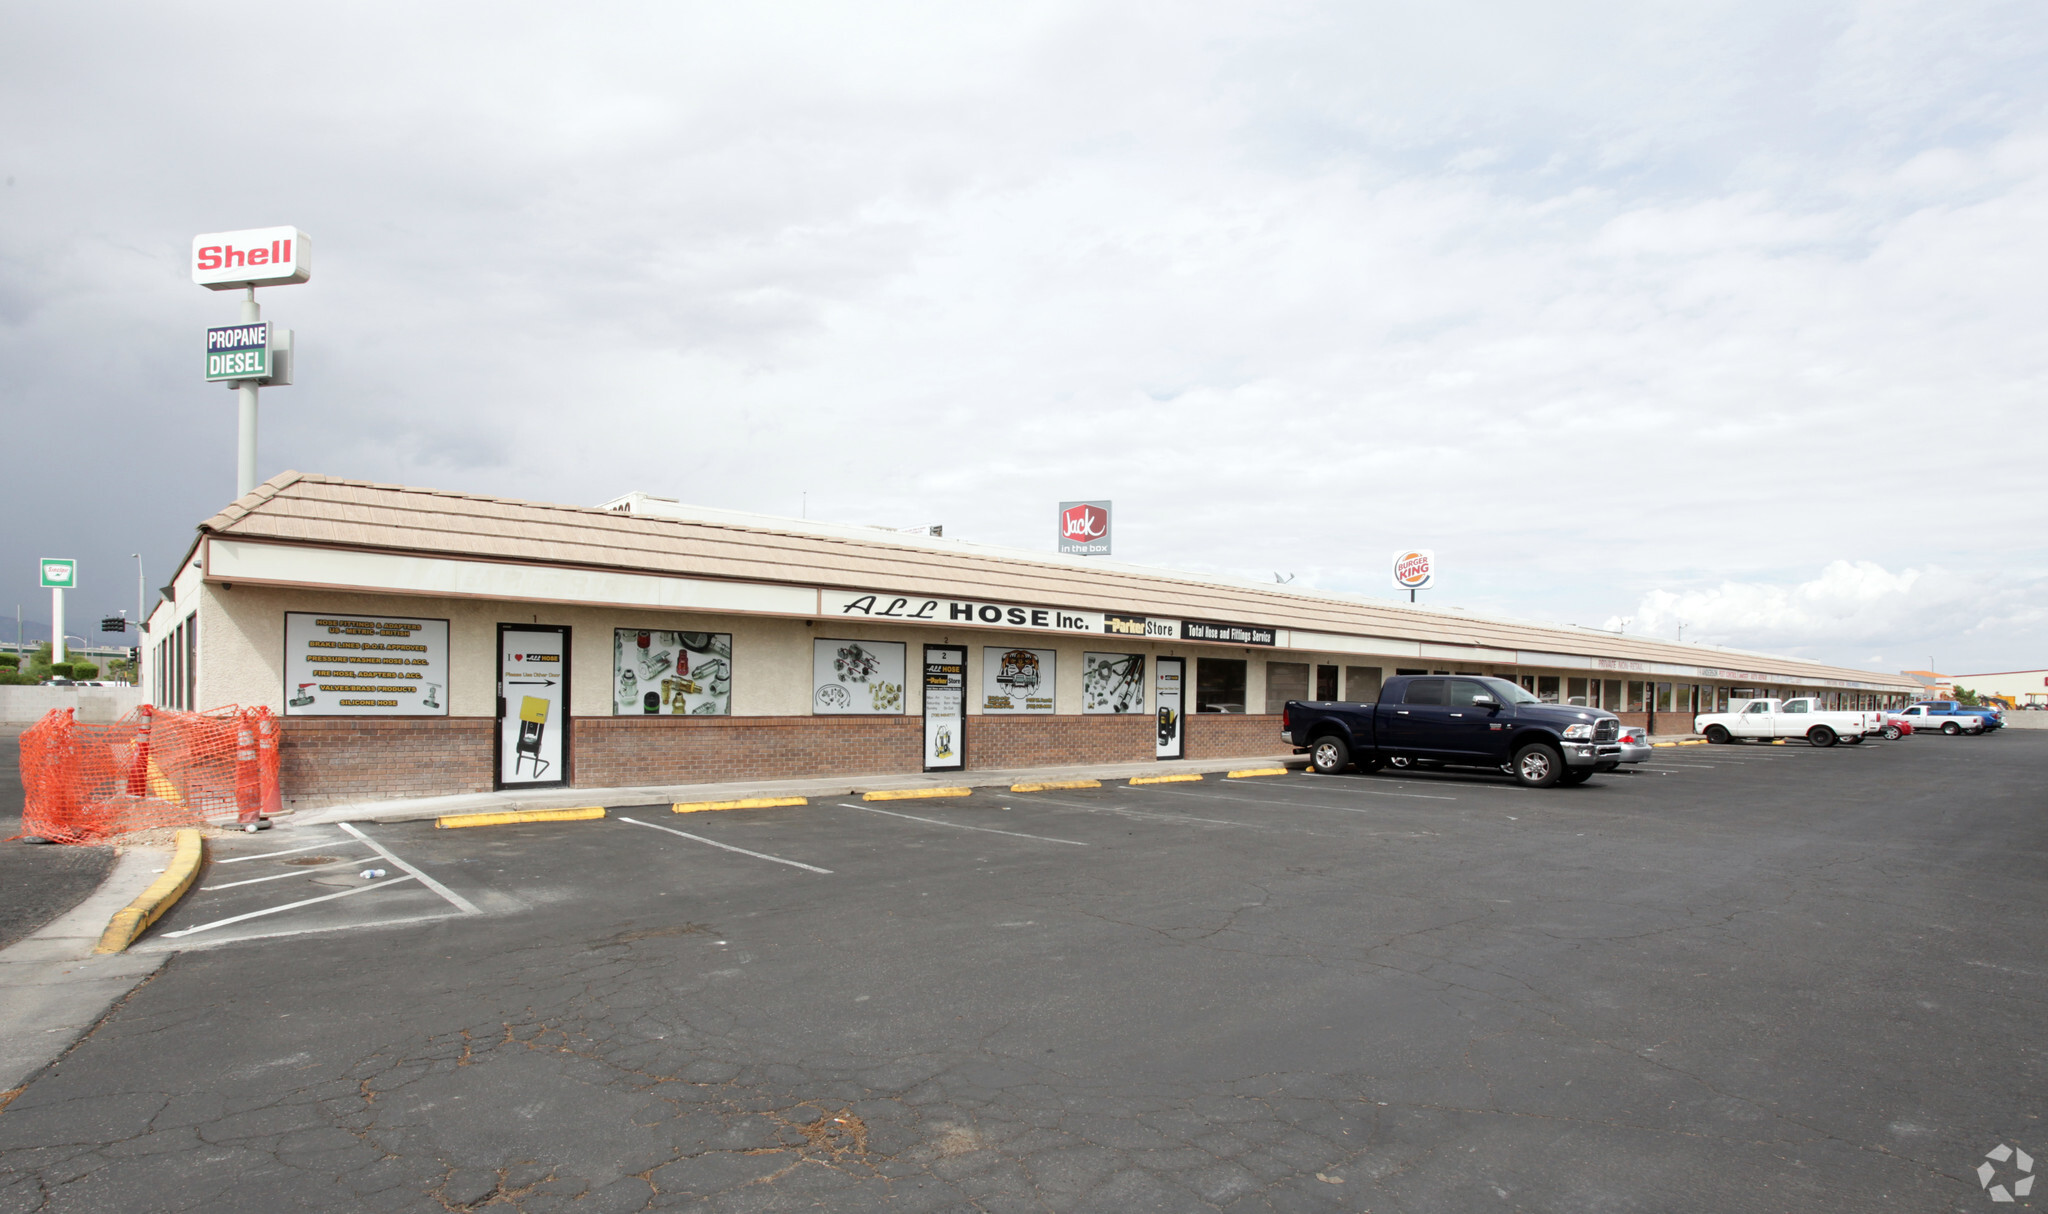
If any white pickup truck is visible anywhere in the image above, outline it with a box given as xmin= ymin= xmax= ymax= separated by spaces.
xmin=1694 ymin=698 xmax=1882 ymax=748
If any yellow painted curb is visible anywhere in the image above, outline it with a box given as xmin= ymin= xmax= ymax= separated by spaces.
xmin=1651 ymin=741 xmax=1677 ymax=748
xmin=94 ymin=828 xmax=203 ymax=954
xmin=435 ymin=806 xmax=606 ymax=829
xmin=674 ymin=796 xmax=808 ymax=814
xmin=1226 ymin=767 xmax=1289 ymax=779
xmin=1010 ymin=779 xmax=1101 ymax=793
xmin=862 ymin=787 xmax=973 ymax=801
xmin=1771 ymin=739 xmax=1787 ymax=745
xmin=1129 ymin=773 xmax=1204 ymax=785
xmin=1678 ymin=739 xmax=1709 ymax=746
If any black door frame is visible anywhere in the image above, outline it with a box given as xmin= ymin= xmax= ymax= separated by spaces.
xmin=494 ymin=623 xmax=572 ymax=791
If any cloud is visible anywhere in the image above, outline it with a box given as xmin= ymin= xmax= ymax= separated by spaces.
xmin=1606 ymin=561 xmax=2048 ymax=665
xmin=2 ymin=1 xmax=2045 ymax=673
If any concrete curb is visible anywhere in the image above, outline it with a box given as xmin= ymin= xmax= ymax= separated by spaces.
xmin=92 ymin=830 xmax=202 ymax=954
xmin=283 ymin=753 xmax=1311 ymax=827
xmin=436 ymin=806 xmax=606 ymax=830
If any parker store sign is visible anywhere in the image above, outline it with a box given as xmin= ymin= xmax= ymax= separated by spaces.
xmin=1058 ymin=501 xmax=1111 ymax=555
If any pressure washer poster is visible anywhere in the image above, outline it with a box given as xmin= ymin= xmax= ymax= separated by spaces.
xmin=283 ymin=612 xmax=449 ymax=716
xmin=613 ymin=629 xmax=732 ymax=715
xmin=812 ymin=639 xmax=907 ymax=714
xmin=1083 ymin=652 xmax=1145 ymax=713
xmin=983 ymin=646 xmax=1056 ymax=713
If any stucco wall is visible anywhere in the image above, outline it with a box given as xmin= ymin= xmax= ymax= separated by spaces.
xmin=187 ymin=580 xmax=1287 ymax=724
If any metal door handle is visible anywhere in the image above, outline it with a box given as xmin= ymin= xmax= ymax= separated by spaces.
xmin=1396 ymin=710 xmax=1409 ymax=714
xmin=1449 ymin=712 xmax=1463 ymax=717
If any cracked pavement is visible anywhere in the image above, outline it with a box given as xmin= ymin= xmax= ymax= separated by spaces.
xmin=0 ymin=733 xmax=2042 ymax=1211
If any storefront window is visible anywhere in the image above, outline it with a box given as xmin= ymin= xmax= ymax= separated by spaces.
xmin=1196 ymin=658 xmax=1247 ymax=713
xmin=812 ymin=639 xmax=906 ymax=714
xmin=1627 ymin=681 xmax=1647 ymax=711
xmin=1265 ymin=662 xmax=1308 ymax=713
xmin=1537 ymin=676 xmax=1560 ymax=703
xmin=1567 ymin=677 xmax=1589 ymax=706
xmin=1655 ymin=682 xmax=1672 ymax=712
xmin=615 ymin=630 xmax=731 ymax=715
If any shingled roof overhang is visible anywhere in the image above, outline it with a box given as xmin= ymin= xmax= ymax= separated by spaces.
xmin=192 ymin=472 xmax=1918 ymax=693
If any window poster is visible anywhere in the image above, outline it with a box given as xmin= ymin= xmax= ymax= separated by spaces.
xmin=1082 ymin=652 xmax=1145 ymax=714
xmin=812 ymin=639 xmax=907 ymax=714
xmin=984 ymin=646 xmax=1057 ymax=713
xmin=614 ymin=630 xmax=731 ymax=715
xmin=923 ymin=645 xmax=965 ymax=770
xmin=283 ymin=612 xmax=449 ymax=716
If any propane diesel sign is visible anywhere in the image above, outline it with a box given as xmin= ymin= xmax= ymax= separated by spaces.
xmin=204 ymin=322 xmax=270 ymax=381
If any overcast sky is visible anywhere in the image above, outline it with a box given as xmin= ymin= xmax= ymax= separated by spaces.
xmin=3 ymin=1 xmax=2043 ymax=673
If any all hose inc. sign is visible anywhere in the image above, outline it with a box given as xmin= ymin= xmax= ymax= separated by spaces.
xmin=1393 ymin=549 xmax=1436 ymax=592
xmin=1058 ymin=501 xmax=1111 ymax=555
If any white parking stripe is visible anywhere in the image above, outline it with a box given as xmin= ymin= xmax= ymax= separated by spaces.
xmin=1015 ymin=793 xmax=1254 ymax=829
xmin=202 ymin=857 xmax=366 ymax=891
xmin=1143 ymin=783 xmax=1458 ymax=805
xmin=619 ymin=816 xmax=834 ymax=872
xmin=843 ymin=804 xmax=1088 ymax=846
xmin=215 ymin=841 xmax=339 ymax=864
xmin=164 ymin=876 xmax=420 ymax=938
xmin=337 ymin=822 xmax=481 ymax=914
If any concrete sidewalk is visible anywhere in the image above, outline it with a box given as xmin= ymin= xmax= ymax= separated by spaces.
xmin=290 ymin=753 xmax=1310 ymax=826
xmin=0 ymin=847 xmax=167 ymax=1095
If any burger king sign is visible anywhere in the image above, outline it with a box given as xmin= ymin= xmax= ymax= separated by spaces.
xmin=1392 ymin=549 xmax=1435 ymax=593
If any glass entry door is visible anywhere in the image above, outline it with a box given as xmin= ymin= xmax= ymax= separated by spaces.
xmin=1155 ymin=657 xmax=1185 ymax=759
xmin=498 ymin=625 xmax=570 ymax=789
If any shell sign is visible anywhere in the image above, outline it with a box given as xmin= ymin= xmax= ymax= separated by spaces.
xmin=1392 ymin=549 xmax=1435 ymax=592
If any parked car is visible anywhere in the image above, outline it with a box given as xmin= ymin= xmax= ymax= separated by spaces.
xmin=1282 ymin=674 xmax=1626 ymax=788
xmin=1902 ymin=701 xmax=1998 ymax=734
xmin=1693 ymin=698 xmax=1881 ymax=747
xmin=1614 ymin=725 xmax=1653 ymax=764
xmin=1876 ymin=711 xmax=1916 ymax=741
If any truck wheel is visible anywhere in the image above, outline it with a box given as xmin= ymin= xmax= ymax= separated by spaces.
xmin=1704 ymin=725 xmax=1731 ymax=744
xmin=1512 ymin=744 xmax=1564 ymax=788
xmin=1309 ymin=735 xmax=1351 ymax=774
xmin=1942 ymin=721 xmax=1961 ymax=735
xmin=1807 ymin=726 xmax=1837 ymax=748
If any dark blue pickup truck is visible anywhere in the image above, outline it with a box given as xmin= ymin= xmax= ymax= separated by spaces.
xmin=1283 ymin=674 xmax=1626 ymax=787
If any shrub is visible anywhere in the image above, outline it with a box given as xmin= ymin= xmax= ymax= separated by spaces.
xmin=0 ymin=654 xmax=17 ymax=670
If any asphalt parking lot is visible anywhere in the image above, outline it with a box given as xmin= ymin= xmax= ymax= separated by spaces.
xmin=0 ymin=731 xmax=2042 ymax=1213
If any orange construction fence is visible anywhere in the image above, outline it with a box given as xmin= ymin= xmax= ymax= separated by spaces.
xmin=17 ymin=704 xmax=281 ymax=843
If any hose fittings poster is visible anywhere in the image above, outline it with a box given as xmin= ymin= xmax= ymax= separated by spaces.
xmin=614 ymin=629 xmax=731 ymax=715
xmin=283 ymin=612 xmax=449 ymax=716
xmin=1083 ymin=652 xmax=1145 ymax=713
xmin=813 ymin=639 xmax=907 ymax=714
xmin=984 ymin=646 xmax=1057 ymax=713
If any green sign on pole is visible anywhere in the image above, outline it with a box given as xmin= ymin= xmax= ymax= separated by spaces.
xmin=39 ymin=558 xmax=76 ymax=589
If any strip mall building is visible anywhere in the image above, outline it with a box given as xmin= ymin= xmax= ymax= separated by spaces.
xmin=143 ymin=474 xmax=1921 ymax=808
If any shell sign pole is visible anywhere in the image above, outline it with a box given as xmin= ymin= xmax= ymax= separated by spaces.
xmin=192 ymin=226 xmax=311 ymax=499
xmin=1393 ymin=549 xmax=1435 ymax=603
